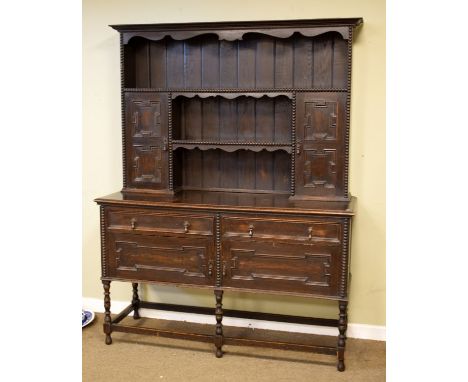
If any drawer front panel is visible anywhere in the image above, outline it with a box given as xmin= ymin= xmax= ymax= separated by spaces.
xmin=107 ymin=232 xmax=215 ymax=286
xmin=221 ymin=215 xmax=341 ymax=243
xmin=107 ymin=208 xmax=214 ymax=236
xmin=221 ymin=238 xmax=341 ymax=296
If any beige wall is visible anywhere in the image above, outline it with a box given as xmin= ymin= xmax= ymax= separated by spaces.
xmin=83 ymin=0 xmax=385 ymax=326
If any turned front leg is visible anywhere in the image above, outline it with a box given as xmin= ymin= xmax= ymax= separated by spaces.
xmin=337 ymin=300 xmax=348 ymax=371
xmin=214 ymin=290 xmax=224 ymax=358
xmin=132 ymin=283 xmax=141 ymax=319
xmin=102 ymin=280 xmax=112 ymax=345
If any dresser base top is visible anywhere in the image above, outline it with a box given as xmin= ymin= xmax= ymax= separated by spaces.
xmin=95 ymin=190 xmax=355 ymax=217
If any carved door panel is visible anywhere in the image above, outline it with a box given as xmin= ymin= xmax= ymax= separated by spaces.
xmin=125 ymin=93 xmax=169 ymax=190
xmin=221 ymin=238 xmax=340 ymax=296
xmin=107 ymin=232 xmax=215 ymax=286
xmin=295 ymin=92 xmax=347 ymax=199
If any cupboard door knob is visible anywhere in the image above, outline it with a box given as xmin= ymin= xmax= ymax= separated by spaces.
xmin=131 ymin=218 xmax=137 ymax=230
xmin=248 ymin=224 xmax=254 ymax=238
xmin=308 ymin=227 xmax=313 ymax=240
xmin=184 ymin=221 xmax=190 ymax=233
xmin=223 ymin=262 xmax=227 ymax=276
xmin=208 ymin=261 xmax=213 ymax=276
xmin=162 ymin=138 xmax=168 ymax=151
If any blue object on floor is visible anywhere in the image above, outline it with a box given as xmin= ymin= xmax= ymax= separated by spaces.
xmin=82 ymin=309 xmax=95 ymax=328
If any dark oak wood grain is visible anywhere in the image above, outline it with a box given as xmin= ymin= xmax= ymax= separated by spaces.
xmin=96 ymin=191 xmax=356 ymax=216
xmin=97 ymin=18 xmax=362 ymax=373
xmin=111 ymin=18 xmax=362 ymax=45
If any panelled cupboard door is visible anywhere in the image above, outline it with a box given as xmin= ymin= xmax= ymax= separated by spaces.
xmin=107 ymin=232 xmax=216 ymax=286
xmin=125 ymin=92 xmax=169 ymax=190
xmin=220 ymin=238 xmax=341 ymax=297
xmin=295 ymin=92 xmax=347 ymax=199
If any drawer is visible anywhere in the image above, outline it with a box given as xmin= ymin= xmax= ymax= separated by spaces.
xmin=221 ymin=238 xmax=341 ymax=296
xmin=107 ymin=208 xmax=214 ymax=236
xmin=221 ymin=215 xmax=341 ymax=244
xmin=106 ymin=232 xmax=215 ymax=286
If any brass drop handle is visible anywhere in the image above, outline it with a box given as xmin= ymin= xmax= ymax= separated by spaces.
xmin=308 ymin=226 xmax=313 ymax=240
xmin=130 ymin=218 xmax=137 ymax=230
xmin=208 ymin=261 xmax=213 ymax=276
xmin=183 ymin=221 xmax=190 ymax=233
xmin=223 ymin=262 xmax=227 ymax=276
xmin=162 ymin=138 xmax=168 ymax=151
xmin=248 ymin=224 xmax=254 ymax=238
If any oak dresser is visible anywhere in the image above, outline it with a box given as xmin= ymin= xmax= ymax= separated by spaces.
xmin=95 ymin=18 xmax=362 ymax=372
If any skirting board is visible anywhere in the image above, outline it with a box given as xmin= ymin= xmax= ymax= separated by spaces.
xmin=83 ymin=297 xmax=386 ymax=341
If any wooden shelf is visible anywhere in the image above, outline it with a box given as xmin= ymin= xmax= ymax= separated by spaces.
xmin=172 ymin=92 xmax=293 ymax=99
xmin=172 ymin=140 xmax=292 ymax=153
xmin=124 ymin=87 xmax=348 ymax=93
